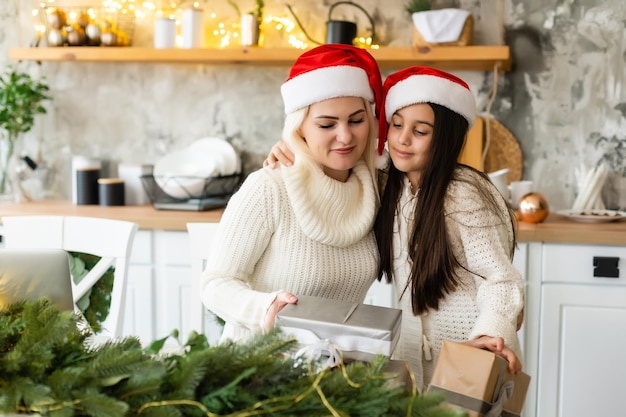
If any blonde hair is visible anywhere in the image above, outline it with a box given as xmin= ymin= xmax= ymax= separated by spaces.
xmin=281 ymin=98 xmax=379 ymax=196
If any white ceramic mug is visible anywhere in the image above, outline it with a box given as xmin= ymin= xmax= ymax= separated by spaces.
xmin=509 ymin=180 xmax=534 ymax=209
xmin=487 ymin=169 xmax=510 ymax=201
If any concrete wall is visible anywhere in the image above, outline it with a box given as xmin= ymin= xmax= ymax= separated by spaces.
xmin=2 ymin=0 xmax=625 ymax=210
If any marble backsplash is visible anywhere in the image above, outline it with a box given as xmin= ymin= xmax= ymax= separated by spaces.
xmin=1 ymin=0 xmax=625 ymax=211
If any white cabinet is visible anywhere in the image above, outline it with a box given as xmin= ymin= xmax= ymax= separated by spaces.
xmin=124 ymin=229 xmax=223 ymax=346
xmin=153 ymin=230 xmax=192 ymax=341
xmin=536 ymin=243 xmax=626 ymax=417
xmin=513 ymin=242 xmax=528 ymax=353
xmin=512 ymin=242 xmax=534 ymax=417
xmin=123 ymin=230 xmax=189 ymax=344
xmin=123 ymin=230 xmax=155 ymax=344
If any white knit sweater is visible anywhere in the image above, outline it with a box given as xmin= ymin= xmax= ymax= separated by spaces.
xmin=391 ymin=168 xmax=524 ymax=390
xmin=201 ymin=160 xmax=379 ymax=343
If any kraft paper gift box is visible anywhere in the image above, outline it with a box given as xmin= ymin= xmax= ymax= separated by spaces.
xmin=276 ymin=295 xmax=402 ymax=359
xmin=427 ymin=340 xmax=530 ymax=417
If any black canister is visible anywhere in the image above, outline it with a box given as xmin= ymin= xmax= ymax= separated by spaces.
xmin=98 ymin=178 xmax=125 ymax=206
xmin=76 ymin=167 xmax=100 ymax=205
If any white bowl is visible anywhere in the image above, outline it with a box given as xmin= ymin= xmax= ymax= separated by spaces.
xmin=187 ymin=137 xmax=240 ymax=176
xmin=154 ymin=149 xmax=217 ymax=199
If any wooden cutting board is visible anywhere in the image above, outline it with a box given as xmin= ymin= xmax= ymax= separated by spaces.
xmin=459 ymin=115 xmax=484 ymax=171
xmin=482 ymin=116 xmax=523 ymax=183
xmin=458 ymin=116 xmax=523 ymax=183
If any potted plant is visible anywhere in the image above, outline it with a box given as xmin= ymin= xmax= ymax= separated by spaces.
xmin=405 ymin=0 xmax=431 ymax=14
xmin=0 ymin=65 xmax=51 ymax=198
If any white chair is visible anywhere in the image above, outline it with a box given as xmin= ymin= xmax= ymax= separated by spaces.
xmin=1 ymin=215 xmax=138 ymax=338
xmin=186 ymin=221 xmax=222 ymax=344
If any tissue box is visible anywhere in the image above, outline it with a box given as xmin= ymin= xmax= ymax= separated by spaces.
xmin=276 ymin=295 xmax=402 ymax=358
xmin=427 ymin=341 xmax=530 ymax=417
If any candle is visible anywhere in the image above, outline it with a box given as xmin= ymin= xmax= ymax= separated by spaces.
xmin=181 ymin=8 xmax=203 ymax=48
xmin=154 ymin=17 xmax=176 ymax=48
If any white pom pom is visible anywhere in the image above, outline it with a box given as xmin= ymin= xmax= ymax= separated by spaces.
xmin=375 ymin=149 xmax=390 ymax=170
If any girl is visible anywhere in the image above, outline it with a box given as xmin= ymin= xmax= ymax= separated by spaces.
xmin=375 ymin=66 xmax=523 ymax=389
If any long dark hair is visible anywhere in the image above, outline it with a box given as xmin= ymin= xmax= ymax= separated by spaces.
xmin=374 ymin=103 xmax=516 ymax=315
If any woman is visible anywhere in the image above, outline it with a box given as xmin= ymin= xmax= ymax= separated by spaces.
xmin=201 ymin=44 xmax=383 ymax=344
xmin=265 ymin=66 xmax=524 ymax=390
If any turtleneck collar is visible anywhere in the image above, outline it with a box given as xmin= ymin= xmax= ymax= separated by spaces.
xmin=282 ymin=160 xmax=377 ymax=247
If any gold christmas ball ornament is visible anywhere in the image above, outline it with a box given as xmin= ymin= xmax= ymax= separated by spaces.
xmin=46 ymin=8 xmax=67 ymax=30
xmin=518 ymin=192 xmax=550 ymax=223
xmin=67 ymin=25 xmax=87 ymax=46
xmin=85 ymin=23 xmax=101 ymax=45
xmin=117 ymin=31 xmax=130 ymax=46
xmin=76 ymin=12 xmax=91 ymax=29
xmin=47 ymin=28 xmax=66 ymax=46
xmin=100 ymin=30 xmax=118 ymax=46
xmin=101 ymin=19 xmax=114 ymax=31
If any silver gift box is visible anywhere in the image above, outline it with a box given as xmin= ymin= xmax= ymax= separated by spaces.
xmin=276 ymin=295 xmax=402 ymax=357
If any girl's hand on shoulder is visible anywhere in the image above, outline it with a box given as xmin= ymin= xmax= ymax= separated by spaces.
xmin=263 ymin=291 xmax=298 ymax=332
xmin=462 ymin=335 xmax=522 ymax=375
xmin=263 ymin=140 xmax=295 ymax=168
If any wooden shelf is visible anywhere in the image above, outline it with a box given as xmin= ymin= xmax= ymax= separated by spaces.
xmin=8 ymin=45 xmax=510 ymax=71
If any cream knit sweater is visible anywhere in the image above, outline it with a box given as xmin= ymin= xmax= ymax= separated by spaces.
xmin=391 ymin=168 xmax=524 ymax=390
xmin=201 ymin=160 xmax=379 ymax=343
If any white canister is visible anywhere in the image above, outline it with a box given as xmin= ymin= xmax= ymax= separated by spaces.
xmin=154 ymin=17 xmax=177 ymax=48
xmin=118 ymin=163 xmax=153 ymax=206
xmin=181 ymin=8 xmax=203 ymax=48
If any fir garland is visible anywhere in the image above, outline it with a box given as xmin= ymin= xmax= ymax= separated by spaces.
xmin=0 ymin=299 xmax=466 ymax=417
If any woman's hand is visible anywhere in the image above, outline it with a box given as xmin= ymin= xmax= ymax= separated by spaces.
xmin=263 ymin=140 xmax=295 ymax=168
xmin=263 ymin=291 xmax=298 ymax=332
xmin=462 ymin=335 xmax=522 ymax=374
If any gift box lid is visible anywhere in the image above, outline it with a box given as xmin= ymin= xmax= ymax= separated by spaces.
xmin=276 ymin=295 xmax=402 ymax=356
xmin=428 ymin=340 xmax=530 ymax=417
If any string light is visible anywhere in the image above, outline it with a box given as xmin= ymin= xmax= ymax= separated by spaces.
xmin=263 ymin=15 xmax=308 ymax=49
xmin=33 ymin=1 xmax=377 ymax=50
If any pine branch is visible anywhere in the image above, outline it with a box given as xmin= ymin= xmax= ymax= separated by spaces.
xmin=0 ymin=300 xmax=464 ymax=417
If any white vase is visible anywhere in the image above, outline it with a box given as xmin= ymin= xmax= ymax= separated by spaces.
xmin=0 ymin=136 xmax=17 ymax=201
xmin=241 ymin=13 xmax=261 ymax=46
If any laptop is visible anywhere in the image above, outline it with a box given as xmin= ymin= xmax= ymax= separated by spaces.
xmin=0 ymin=248 xmax=75 ymax=311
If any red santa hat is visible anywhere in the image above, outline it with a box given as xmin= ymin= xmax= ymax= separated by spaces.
xmin=281 ymin=44 xmax=382 ymax=118
xmin=377 ymin=66 xmax=477 ymax=156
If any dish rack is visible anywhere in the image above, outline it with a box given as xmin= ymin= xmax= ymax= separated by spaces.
xmin=141 ymin=173 xmax=242 ymax=211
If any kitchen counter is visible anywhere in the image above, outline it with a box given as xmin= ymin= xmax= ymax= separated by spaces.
xmin=0 ymin=200 xmax=222 ymax=231
xmin=1 ymin=200 xmax=625 ymax=245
